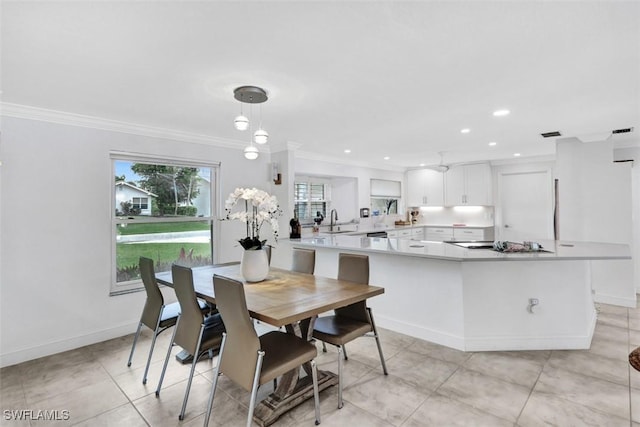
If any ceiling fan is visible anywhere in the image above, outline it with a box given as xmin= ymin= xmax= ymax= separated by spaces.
xmin=429 ymin=152 xmax=450 ymax=173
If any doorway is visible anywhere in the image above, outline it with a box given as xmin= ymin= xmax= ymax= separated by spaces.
xmin=498 ymin=169 xmax=554 ymax=242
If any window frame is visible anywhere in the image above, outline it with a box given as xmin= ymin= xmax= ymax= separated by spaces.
xmin=110 ymin=151 xmax=221 ymax=295
xmin=294 ymin=179 xmax=331 ymax=224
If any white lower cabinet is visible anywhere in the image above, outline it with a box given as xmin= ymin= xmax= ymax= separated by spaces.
xmin=387 ymin=227 xmax=424 ymax=239
xmin=425 ymin=227 xmax=454 ymax=241
xmin=452 ymin=227 xmax=495 ymax=241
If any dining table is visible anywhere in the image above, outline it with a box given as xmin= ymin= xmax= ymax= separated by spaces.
xmin=156 ymin=263 xmax=385 ymax=427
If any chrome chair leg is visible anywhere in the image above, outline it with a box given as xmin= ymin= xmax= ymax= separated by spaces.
xmin=367 ymin=307 xmax=388 ymax=375
xmin=179 ymin=325 xmax=205 ymax=421
xmin=247 ymin=351 xmax=265 ymax=427
xmin=127 ymin=321 xmax=143 ymax=367
xmin=342 ymin=344 xmax=348 ymax=360
xmin=204 ymin=333 xmax=227 ymax=427
xmin=311 ymin=359 xmax=321 ymax=425
xmin=322 ymin=341 xmax=327 ymax=353
xmin=156 ymin=316 xmax=180 ymax=397
xmin=142 ymin=313 xmax=164 ymax=385
xmin=337 ymin=346 xmax=344 ymax=409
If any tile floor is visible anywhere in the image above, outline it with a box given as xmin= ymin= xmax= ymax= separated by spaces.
xmin=2 ymin=302 xmax=640 ymax=426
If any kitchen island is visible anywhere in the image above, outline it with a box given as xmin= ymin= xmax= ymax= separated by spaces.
xmin=272 ymin=236 xmax=632 ymax=351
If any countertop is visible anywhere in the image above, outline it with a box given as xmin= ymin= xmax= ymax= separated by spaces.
xmin=291 ymin=235 xmax=631 ymax=262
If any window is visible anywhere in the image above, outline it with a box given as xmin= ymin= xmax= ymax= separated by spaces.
xmin=370 ymin=179 xmax=401 ymax=215
xmin=111 ymin=153 xmax=219 ymax=295
xmin=132 ymin=197 xmax=149 ymax=210
xmin=294 ymin=180 xmax=329 ymax=222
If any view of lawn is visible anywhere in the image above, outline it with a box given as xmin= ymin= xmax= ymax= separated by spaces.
xmin=117 ymin=220 xmax=210 ymax=235
xmin=117 ymin=242 xmax=211 ymax=268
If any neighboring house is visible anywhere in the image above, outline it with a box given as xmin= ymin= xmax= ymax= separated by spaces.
xmin=115 ymin=181 xmax=157 ymax=216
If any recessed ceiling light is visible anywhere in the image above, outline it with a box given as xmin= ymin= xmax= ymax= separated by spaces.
xmin=419 ymin=163 xmax=426 ymax=167
xmin=514 ymin=153 xmax=521 ymax=157
xmin=344 ymin=149 xmax=351 ymax=154
xmin=493 ymin=109 xmax=510 ymax=117
xmin=461 ymin=128 xmax=470 ymax=134
xmin=383 ymin=156 xmax=390 ymax=160
xmin=488 ymin=141 xmax=497 ymax=146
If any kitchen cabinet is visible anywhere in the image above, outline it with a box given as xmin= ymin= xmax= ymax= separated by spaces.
xmin=445 ymin=163 xmax=492 ymax=206
xmin=452 ymin=227 xmax=494 ymax=241
xmin=406 ymin=169 xmax=444 ymax=206
xmin=424 ymin=227 xmax=454 ymax=241
xmin=388 ymin=227 xmax=424 ymax=239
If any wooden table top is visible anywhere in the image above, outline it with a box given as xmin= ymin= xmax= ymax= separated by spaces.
xmin=156 ymin=264 xmax=385 ymax=327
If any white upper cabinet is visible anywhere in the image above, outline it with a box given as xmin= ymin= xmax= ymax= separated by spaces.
xmin=444 ymin=163 xmax=492 ymax=206
xmin=406 ymin=169 xmax=444 ymax=206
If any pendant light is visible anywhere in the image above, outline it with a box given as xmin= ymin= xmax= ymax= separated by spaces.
xmin=253 ymin=103 xmax=269 ymax=144
xmin=233 ymin=86 xmax=269 ymax=158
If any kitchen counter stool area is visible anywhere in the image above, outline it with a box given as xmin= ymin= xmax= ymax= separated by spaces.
xmin=1 ymin=302 xmax=639 ymax=425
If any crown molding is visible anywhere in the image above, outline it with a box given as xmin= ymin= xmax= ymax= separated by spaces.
xmin=0 ymin=102 xmax=250 ymax=151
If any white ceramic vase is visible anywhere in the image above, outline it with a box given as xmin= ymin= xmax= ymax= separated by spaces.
xmin=241 ymin=248 xmax=269 ymax=282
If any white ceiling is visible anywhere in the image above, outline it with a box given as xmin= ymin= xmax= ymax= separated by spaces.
xmin=2 ymin=1 xmax=639 ymax=169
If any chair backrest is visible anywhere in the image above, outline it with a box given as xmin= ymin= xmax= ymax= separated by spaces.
xmin=335 ymin=253 xmax=370 ymax=323
xmin=172 ymin=265 xmax=207 ymax=355
xmin=213 ymin=275 xmax=261 ymax=391
xmin=292 ymin=248 xmax=315 ymax=274
xmin=139 ymin=257 xmax=165 ymax=329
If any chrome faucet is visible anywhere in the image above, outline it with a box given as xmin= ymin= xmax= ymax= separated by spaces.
xmin=329 ymin=209 xmax=338 ymax=232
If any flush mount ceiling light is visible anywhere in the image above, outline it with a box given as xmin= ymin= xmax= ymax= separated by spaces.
xmin=461 ymin=128 xmax=471 ymax=134
xmin=234 ymin=86 xmax=269 ymax=159
xmin=493 ymin=109 xmax=510 ymax=117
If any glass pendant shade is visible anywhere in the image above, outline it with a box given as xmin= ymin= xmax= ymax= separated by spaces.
xmin=254 ymin=128 xmax=269 ymax=144
xmin=234 ymin=115 xmax=249 ymax=131
xmin=244 ymin=145 xmax=259 ymax=160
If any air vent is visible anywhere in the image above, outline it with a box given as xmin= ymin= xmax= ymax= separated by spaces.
xmin=612 ymin=127 xmax=634 ymax=134
xmin=541 ymin=131 xmax=562 ymax=138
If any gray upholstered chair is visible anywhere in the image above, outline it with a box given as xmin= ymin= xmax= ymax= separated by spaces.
xmin=292 ymin=248 xmax=315 ymax=274
xmin=204 ymin=275 xmax=321 ymax=427
xmin=155 ymin=265 xmax=224 ymax=421
xmin=312 ymin=253 xmax=388 ymax=408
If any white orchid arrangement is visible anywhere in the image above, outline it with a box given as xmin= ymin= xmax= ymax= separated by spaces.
xmin=223 ymin=187 xmax=282 ymax=250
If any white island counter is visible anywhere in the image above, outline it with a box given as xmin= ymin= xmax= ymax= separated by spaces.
xmin=272 ymin=236 xmax=631 ymax=351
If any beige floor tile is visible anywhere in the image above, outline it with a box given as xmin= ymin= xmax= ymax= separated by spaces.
xmin=589 ymin=334 xmax=633 ymax=361
xmin=630 ymin=317 xmax=640 ymax=332
xmin=547 ymin=349 xmax=629 ymax=386
xmin=342 ymin=370 xmax=429 ymax=426
xmin=437 ymin=367 xmax=530 ymax=422
xmin=535 ymin=365 xmax=631 ymax=419
xmin=27 ymin=379 xmax=127 ymax=426
xmin=405 ymin=339 xmax=472 ymax=365
xmin=22 ymin=359 xmax=112 ymax=406
xmin=298 ymin=400 xmax=393 ymax=427
xmin=134 ymin=374 xmax=212 ymax=425
xmin=593 ymin=323 xmax=629 ymax=344
xmin=384 ymin=349 xmax=458 ymax=391
xmin=71 ymin=403 xmax=147 ymax=427
xmin=403 ymin=393 xmax=513 ymax=427
xmin=463 ymin=351 xmax=545 ymax=388
xmin=598 ymin=312 xmax=629 ymax=329
xmin=632 ymin=386 xmax=640 ymax=423
xmin=519 ymin=390 xmax=630 ymax=426
xmin=598 ymin=303 xmax=630 ymax=317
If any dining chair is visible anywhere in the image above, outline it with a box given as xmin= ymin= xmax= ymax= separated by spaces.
xmin=155 ymin=264 xmax=224 ymax=421
xmin=292 ymin=247 xmax=315 ymax=274
xmin=312 ymin=253 xmax=388 ymax=408
xmin=127 ymin=257 xmax=207 ymax=385
xmin=204 ymin=275 xmax=321 ymax=427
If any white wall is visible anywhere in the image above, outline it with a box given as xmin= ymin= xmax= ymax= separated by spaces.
xmin=0 ymin=116 xmax=273 ymax=367
xmin=556 ymin=138 xmax=635 ymax=306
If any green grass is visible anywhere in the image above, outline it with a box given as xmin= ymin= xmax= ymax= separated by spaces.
xmin=117 ymin=221 xmax=210 ymax=235
xmin=117 ymin=242 xmax=211 ymax=269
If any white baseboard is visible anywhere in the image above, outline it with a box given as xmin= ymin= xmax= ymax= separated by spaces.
xmin=0 ymin=322 xmax=138 ymax=368
xmin=376 ymin=308 xmax=597 ymax=352
xmin=594 ymin=292 xmax=637 ymax=308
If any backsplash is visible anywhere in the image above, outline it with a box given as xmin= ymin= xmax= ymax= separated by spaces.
xmin=416 ymin=206 xmax=494 ymax=227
